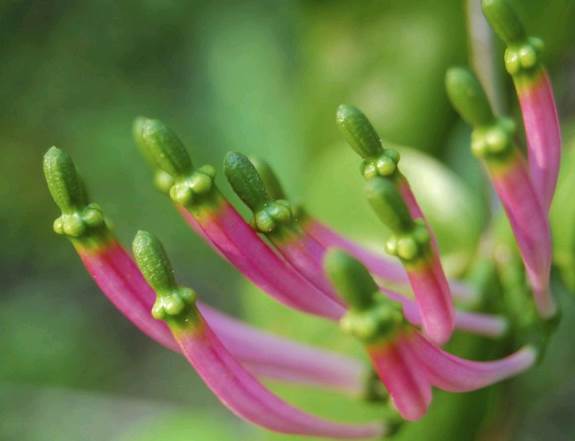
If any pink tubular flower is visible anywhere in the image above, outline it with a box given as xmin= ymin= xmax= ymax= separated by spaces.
xmin=335 ymin=104 xmax=455 ymax=345
xmin=223 ymin=151 xmax=342 ymax=301
xmin=325 ymin=249 xmax=535 ymax=422
xmin=173 ymin=319 xmax=383 ymax=438
xmin=446 ymin=66 xmax=555 ymax=319
xmin=487 ymin=153 xmax=553 ymax=316
xmin=365 ymin=176 xmax=455 ymax=345
xmin=180 ymin=196 xmax=344 ymax=318
xmin=482 ymin=0 xmax=562 ymax=212
xmin=368 ymin=327 xmax=534 ymax=420
xmin=396 ymin=178 xmax=454 ymax=313
xmin=368 ymin=333 xmax=432 ymax=421
xmin=516 ymin=71 xmax=561 ymax=211
xmin=132 ymin=230 xmax=386 ymax=439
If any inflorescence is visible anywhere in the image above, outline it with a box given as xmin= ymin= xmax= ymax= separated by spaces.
xmin=43 ymin=0 xmax=562 ymax=438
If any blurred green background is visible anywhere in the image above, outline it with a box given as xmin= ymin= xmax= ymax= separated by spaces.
xmin=2 ymin=0 xmax=575 ymax=440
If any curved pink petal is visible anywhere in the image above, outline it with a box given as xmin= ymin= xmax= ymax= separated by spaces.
xmin=77 ymin=241 xmax=364 ymax=393
xmin=409 ymin=333 xmax=536 ymax=392
xmin=406 ymin=264 xmax=454 ymax=346
xmin=489 ymin=154 xmax=554 ymax=317
xmin=175 ymin=320 xmax=385 ymax=438
xmin=368 ymin=335 xmax=431 ymax=421
xmin=395 ymin=180 xmax=455 ymax=344
xmin=383 ymin=290 xmax=506 ymax=338
xmin=518 ymin=71 xmax=561 ymax=212
xmin=304 ymin=218 xmax=407 ymax=282
xmin=304 ymin=218 xmax=476 ymax=303
xmin=78 ymin=242 xmax=178 ymax=351
xmin=199 ymin=304 xmax=365 ymax=396
xmin=273 ymin=229 xmax=343 ymax=303
xmin=179 ymin=198 xmax=344 ymax=319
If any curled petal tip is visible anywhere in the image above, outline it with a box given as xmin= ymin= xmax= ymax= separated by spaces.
xmin=336 ymin=104 xmax=383 ymax=159
xmin=412 ymin=333 xmax=536 ymax=392
xmin=134 ymin=117 xmax=193 ymax=177
xmin=132 ymin=230 xmax=178 ymax=293
xmin=43 ymin=146 xmax=88 ymax=213
xmin=446 ymin=67 xmax=495 ymax=127
xmin=482 ymin=0 xmax=526 ymax=45
xmin=224 ymin=151 xmax=271 ymax=212
xmin=324 ymin=249 xmax=379 ymax=311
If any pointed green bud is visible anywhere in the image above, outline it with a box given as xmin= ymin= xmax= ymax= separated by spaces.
xmin=133 ymin=231 xmax=198 ymax=324
xmin=43 ymin=147 xmax=89 ymax=213
xmin=365 ymin=177 xmax=414 ymax=235
xmin=446 ymin=67 xmax=495 ymax=128
xmin=249 ymin=157 xmax=287 ymax=200
xmin=224 ymin=152 xmax=271 ymax=212
xmin=132 ymin=230 xmax=178 ymax=293
xmin=43 ymin=147 xmax=108 ymax=243
xmin=134 ymin=117 xmax=193 ymax=178
xmin=336 ymin=105 xmax=383 ymax=159
xmin=482 ymin=0 xmax=526 ymax=45
xmin=324 ymin=249 xmax=379 ymax=311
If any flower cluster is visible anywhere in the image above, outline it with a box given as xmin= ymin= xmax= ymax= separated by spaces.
xmin=43 ymin=0 xmax=561 ymax=438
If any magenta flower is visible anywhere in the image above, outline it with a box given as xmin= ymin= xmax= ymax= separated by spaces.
xmin=483 ymin=0 xmax=562 ymax=212
xmin=324 ymin=250 xmax=536 ymax=422
xmin=131 ymin=231 xmax=385 ymax=439
xmin=336 ymin=105 xmax=455 ymax=345
xmin=446 ymin=67 xmax=555 ymax=318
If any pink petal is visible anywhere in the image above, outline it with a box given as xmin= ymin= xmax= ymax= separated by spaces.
xmin=409 ymin=332 xmax=536 ymax=392
xmin=383 ymin=290 xmax=506 ymax=338
xmin=180 ymin=199 xmax=345 ymax=319
xmin=304 ymin=218 xmax=407 ymax=282
xmin=406 ymin=263 xmax=454 ymax=346
xmin=368 ymin=335 xmax=431 ymax=421
xmin=395 ymin=180 xmax=455 ymax=344
xmin=397 ymin=180 xmax=452 ymax=294
xmin=175 ymin=320 xmax=385 ymax=438
xmin=77 ymin=242 xmax=364 ymax=392
xmin=273 ymin=228 xmax=343 ymax=303
xmin=397 ymin=180 xmax=425 ymax=222
xmin=304 ymin=217 xmax=477 ymax=303
xmin=79 ymin=242 xmax=178 ymax=351
xmin=490 ymin=154 xmax=554 ymax=317
xmin=198 ymin=304 xmax=364 ymax=396
xmin=518 ymin=71 xmax=562 ymax=212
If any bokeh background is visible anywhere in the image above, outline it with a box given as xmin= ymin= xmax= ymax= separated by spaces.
xmin=2 ymin=0 xmax=575 ymax=440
